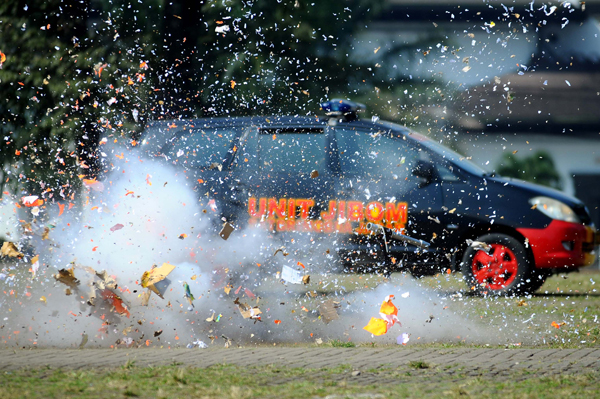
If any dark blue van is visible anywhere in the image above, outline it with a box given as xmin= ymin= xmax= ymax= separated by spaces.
xmin=141 ymin=100 xmax=597 ymax=295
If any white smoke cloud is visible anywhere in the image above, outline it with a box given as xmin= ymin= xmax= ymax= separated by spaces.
xmin=0 ymin=148 xmax=526 ymax=349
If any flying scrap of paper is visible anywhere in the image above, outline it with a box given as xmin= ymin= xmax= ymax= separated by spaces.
xmin=141 ymin=263 xmax=176 ymax=298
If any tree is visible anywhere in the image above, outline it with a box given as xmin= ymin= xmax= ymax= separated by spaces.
xmin=166 ymin=0 xmax=386 ymax=117
xmin=0 ymin=0 xmax=157 ymax=198
xmin=496 ymin=150 xmax=562 ymax=190
xmin=1 ymin=0 xmax=404 ymax=200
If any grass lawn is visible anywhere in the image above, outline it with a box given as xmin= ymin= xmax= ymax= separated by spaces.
xmin=2 ymin=269 xmax=600 ymax=398
xmin=416 ymin=268 xmax=600 ymax=348
xmin=2 ymin=362 xmax=599 ymax=399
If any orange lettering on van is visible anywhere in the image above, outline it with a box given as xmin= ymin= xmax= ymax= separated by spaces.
xmin=347 ymin=201 xmax=363 ymax=222
xmin=267 ymin=198 xmax=287 ymax=219
xmin=321 ymin=200 xmax=337 ymax=220
xmin=385 ymin=202 xmax=407 ymax=228
xmin=248 ymin=197 xmax=267 ymax=217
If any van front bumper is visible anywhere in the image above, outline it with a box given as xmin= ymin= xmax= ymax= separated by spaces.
xmin=517 ymin=220 xmax=597 ymax=269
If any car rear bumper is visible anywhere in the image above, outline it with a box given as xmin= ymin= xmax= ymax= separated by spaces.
xmin=517 ymin=220 xmax=597 ymax=269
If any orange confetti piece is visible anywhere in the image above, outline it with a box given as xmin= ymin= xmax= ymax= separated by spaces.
xmin=58 ymin=203 xmax=65 ymax=216
xmin=297 ymin=261 xmax=305 ymax=269
xmin=197 ymin=179 xmax=204 ymax=184
xmin=100 ymin=289 xmax=130 ymax=318
xmin=380 ymin=297 xmax=398 ymax=316
xmin=363 ymin=317 xmax=388 ymax=336
xmin=231 ymin=80 xmax=236 ymax=89
xmin=82 ymin=178 xmax=104 ymax=192
xmin=0 ymin=51 xmax=6 ymax=65
xmin=146 ymin=174 xmax=152 ymax=185
xmin=140 ymin=61 xmax=148 ymax=69
xmin=21 ymin=195 xmax=43 ymax=207
xmin=92 ymin=246 xmax=98 ymax=252
xmin=274 ymin=320 xmax=282 ymax=324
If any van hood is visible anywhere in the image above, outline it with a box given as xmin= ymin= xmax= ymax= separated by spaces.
xmin=489 ymin=175 xmax=584 ymax=208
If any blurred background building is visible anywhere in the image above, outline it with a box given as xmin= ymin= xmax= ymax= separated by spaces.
xmin=357 ymin=0 xmax=600 ymax=232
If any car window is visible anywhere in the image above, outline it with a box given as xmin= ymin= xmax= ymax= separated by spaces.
xmin=436 ymin=162 xmax=462 ymax=182
xmin=258 ymin=129 xmax=327 ymax=175
xmin=165 ymin=127 xmax=238 ymax=168
xmin=335 ymin=128 xmax=418 ymax=180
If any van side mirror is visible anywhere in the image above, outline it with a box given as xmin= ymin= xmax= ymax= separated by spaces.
xmin=412 ymin=160 xmax=435 ymax=187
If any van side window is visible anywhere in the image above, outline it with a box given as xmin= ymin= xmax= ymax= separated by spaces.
xmin=335 ymin=129 xmax=417 ymax=181
xmin=258 ymin=129 xmax=327 ymax=175
xmin=166 ymin=128 xmax=238 ymax=168
xmin=436 ymin=163 xmax=462 ymax=182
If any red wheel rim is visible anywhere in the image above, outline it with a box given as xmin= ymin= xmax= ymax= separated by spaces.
xmin=471 ymin=243 xmax=519 ymax=290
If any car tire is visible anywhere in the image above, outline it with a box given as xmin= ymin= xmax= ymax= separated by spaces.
xmin=461 ymin=233 xmax=533 ymax=296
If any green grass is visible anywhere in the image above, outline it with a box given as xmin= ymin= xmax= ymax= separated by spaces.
xmin=1 ymin=364 xmax=599 ymax=399
xmin=328 ymin=339 xmax=357 ymax=348
xmin=417 ymin=269 xmax=600 ymax=348
xmin=408 ymin=360 xmax=430 ymax=369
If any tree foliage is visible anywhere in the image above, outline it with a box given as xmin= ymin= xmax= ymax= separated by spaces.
xmin=496 ymin=150 xmax=562 ymax=190
xmin=0 ymin=0 xmax=157 ymax=198
xmin=0 ymin=0 xmax=459 ymax=201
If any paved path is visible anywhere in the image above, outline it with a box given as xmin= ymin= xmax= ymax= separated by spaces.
xmin=1 ymin=347 xmax=599 ymax=376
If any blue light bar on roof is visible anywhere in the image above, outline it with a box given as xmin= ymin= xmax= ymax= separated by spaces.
xmin=320 ymin=99 xmax=366 ymax=116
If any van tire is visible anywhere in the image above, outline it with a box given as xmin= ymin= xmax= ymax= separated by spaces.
xmin=461 ymin=233 xmax=533 ymax=296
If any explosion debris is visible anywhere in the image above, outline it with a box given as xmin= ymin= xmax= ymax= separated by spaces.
xmin=234 ymin=298 xmax=262 ymax=320
xmin=219 ymin=222 xmax=235 ymax=240
xmin=54 ymin=267 xmax=80 ymax=288
xmin=141 ymin=263 xmax=175 ymax=299
xmin=1 ymin=242 xmax=23 ymax=258
xmin=318 ymin=299 xmax=340 ymax=324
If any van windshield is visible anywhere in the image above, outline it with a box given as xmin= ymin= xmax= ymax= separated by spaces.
xmin=381 ymin=122 xmax=490 ymax=177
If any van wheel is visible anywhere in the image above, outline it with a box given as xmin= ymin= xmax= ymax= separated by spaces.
xmin=461 ymin=233 xmax=533 ymax=296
